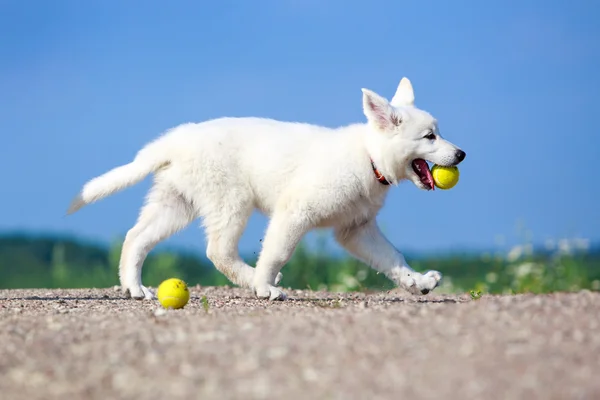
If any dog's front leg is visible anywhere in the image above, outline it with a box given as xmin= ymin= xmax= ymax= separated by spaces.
xmin=335 ymin=220 xmax=442 ymax=295
xmin=253 ymin=213 xmax=309 ymax=301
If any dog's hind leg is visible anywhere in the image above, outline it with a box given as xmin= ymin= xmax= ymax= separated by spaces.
xmin=119 ymin=184 xmax=195 ymax=300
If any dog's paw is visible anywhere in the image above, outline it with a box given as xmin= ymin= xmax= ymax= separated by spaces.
xmin=123 ymin=285 xmax=156 ymax=300
xmin=398 ymin=275 xmax=419 ymax=295
xmin=414 ymin=270 xmax=442 ymax=295
xmin=253 ymin=284 xmax=287 ymax=301
xmin=397 ymin=270 xmax=442 ymax=295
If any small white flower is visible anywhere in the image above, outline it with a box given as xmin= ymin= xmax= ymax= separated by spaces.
xmin=486 ymin=272 xmax=498 ymax=283
xmin=356 ymin=270 xmax=368 ymax=282
xmin=507 ymin=245 xmax=523 ymax=262
xmin=514 ymin=262 xmax=536 ymax=278
xmin=558 ymin=239 xmax=572 ymax=255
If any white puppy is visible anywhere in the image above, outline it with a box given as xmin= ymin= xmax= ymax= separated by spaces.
xmin=68 ymin=77 xmax=466 ymax=301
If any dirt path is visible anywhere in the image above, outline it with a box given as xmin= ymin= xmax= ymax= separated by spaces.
xmin=0 ymin=287 xmax=598 ymax=400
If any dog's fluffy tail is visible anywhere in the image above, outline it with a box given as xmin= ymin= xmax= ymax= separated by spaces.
xmin=67 ymin=140 xmax=170 ymax=215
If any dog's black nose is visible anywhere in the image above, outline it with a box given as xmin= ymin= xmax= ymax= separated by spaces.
xmin=455 ymin=150 xmax=466 ymax=163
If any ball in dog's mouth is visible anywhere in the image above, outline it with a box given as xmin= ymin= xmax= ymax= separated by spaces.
xmin=412 ymin=159 xmax=435 ymax=190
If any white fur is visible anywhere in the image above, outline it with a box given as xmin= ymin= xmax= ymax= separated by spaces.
xmin=67 ymin=77 xmax=465 ymax=301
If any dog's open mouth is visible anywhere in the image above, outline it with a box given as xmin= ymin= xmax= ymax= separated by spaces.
xmin=412 ymin=159 xmax=435 ymax=190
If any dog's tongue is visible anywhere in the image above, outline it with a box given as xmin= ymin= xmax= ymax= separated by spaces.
xmin=413 ymin=159 xmax=435 ymax=190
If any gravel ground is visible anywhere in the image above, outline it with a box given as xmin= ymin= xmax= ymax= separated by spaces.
xmin=0 ymin=286 xmax=599 ymax=400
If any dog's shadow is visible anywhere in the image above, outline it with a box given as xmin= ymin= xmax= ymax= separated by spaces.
xmin=0 ymin=295 xmax=125 ymax=301
xmin=207 ymin=295 xmax=463 ymax=305
xmin=1 ymin=293 xmax=464 ymax=304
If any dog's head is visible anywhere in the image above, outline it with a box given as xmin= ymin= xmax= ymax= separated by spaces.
xmin=362 ymin=78 xmax=465 ymax=190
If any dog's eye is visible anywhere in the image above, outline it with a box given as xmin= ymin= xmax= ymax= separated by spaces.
xmin=424 ymin=132 xmax=436 ymax=140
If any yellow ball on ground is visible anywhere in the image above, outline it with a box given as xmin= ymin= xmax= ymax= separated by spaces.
xmin=157 ymin=278 xmax=190 ymax=309
xmin=431 ymin=165 xmax=460 ymax=190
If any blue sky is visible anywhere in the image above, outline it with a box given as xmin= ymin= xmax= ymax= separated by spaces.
xmin=1 ymin=0 xmax=598 ymax=256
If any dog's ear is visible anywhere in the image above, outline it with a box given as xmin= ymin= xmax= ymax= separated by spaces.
xmin=362 ymin=88 xmax=400 ymax=131
xmin=390 ymin=77 xmax=415 ymax=107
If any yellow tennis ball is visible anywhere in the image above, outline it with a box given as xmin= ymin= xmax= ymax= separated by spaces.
xmin=431 ymin=165 xmax=460 ymax=190
xmin=157 ymin=278 xmax=190 ymax=309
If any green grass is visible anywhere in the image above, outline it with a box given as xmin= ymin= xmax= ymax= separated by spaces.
xmin=200 ymin=295 xmax=210 ymax=312
xmin=0 ymin=233 xmax=598 ymax=295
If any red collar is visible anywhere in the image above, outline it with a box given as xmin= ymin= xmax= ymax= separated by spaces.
xmin=370 ymin=159 xmax=390 ymax=185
